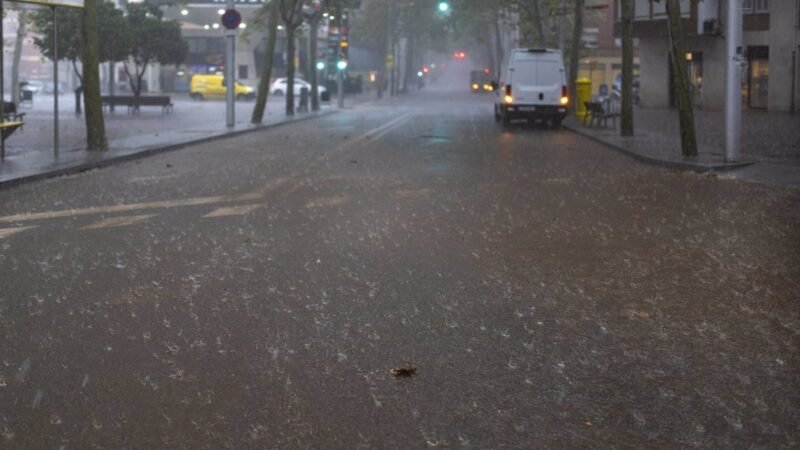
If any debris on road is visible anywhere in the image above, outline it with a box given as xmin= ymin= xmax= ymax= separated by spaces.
xmin=389 ymin=366 xmax=417 ymax=377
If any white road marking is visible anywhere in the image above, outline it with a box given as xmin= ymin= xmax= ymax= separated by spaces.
xmin=0 ymin=178 xmax=293 ymax=225
xmin=203 ymin=204 xmax=261 ymax=218
xmin=81 ymin=214 xmax=156 ymax=230
xmin=0 ymin=226 xmax=37 ymax=240
xmin=305 ymin=196 xmax=350 ymax=209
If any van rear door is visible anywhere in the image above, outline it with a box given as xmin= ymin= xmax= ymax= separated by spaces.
xmin=510 ymin=54 xmax=563 ymax=106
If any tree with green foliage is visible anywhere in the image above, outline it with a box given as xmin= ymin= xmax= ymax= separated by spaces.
xmin=30 ymin=2 xmax=123 ymax=150
xmin=122 ymin=4 xmax=187 ymax=101
xmin=30 ymin=1 xmax=129 ymax=117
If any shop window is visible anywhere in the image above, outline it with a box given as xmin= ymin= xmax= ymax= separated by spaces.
xmin=746 ymin=46 xmax=769 ymax=109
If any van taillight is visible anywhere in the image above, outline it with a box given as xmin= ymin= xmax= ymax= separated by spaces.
xmin=505 ymin=85 xmax=512 ymax=96
xmin=561 ymin=86 xmax=569 ymax=105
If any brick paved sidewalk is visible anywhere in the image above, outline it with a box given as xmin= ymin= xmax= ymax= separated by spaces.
xmin=565 ymin=107 xmax=800 ymax=187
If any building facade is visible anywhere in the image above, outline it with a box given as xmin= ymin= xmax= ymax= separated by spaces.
xmin=618 ymin=0 xmax=800 ymax=112
xmin=580 ymin=3 xmax=640 ymax=97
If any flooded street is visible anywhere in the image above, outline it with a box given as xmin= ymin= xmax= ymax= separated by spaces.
xmin=1 ymin=86 xmax=798 ymax=448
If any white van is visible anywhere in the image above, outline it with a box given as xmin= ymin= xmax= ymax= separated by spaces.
xmin=494 ymin=49 xmax=569 ymax=127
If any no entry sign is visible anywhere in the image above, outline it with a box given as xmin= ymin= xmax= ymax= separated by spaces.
xmin=221 ymin=9 xmax=242 ymax=30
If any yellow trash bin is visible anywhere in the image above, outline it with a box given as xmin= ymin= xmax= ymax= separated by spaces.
xmin=575 ymin=78 xmax=592 ymax=120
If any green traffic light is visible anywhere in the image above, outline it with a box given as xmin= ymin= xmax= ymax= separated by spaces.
xmin=438 ymin=1 xmax=449 ymax=12
xmin=337 ymin=60 xmax=348 ymax=71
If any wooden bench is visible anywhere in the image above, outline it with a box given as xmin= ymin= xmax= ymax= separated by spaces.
xmin=583 ymin=101 xmax=619 ymax=128
xmin=101 ymin=95 xmax=173 ymax=115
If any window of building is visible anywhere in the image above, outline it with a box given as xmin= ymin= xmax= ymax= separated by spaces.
xmin=583 ymin=27 xmax=599 ymax=48
xmin=628 ymin=0 xmax=690 ymax=20
xmin=238 ymin=65 xmax=248 ymax=80
xmin=743 ymin=0 xmax=769 ymax=13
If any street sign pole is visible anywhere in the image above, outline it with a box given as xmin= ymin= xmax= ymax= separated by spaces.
xmin=725 ymin=0 xmax=742 ymax=162
xmin=224 ymin=1 xmax=236 ymax=128
xmin=53 ymin=6 xmax=59 ymax=158
xmin=1 ymin=0 xmax=5 ymax=160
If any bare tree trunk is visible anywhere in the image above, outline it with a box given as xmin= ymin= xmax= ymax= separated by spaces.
xmin=11 ymin=10 xmax=27 ymax=107
xmin=81 ymin=0 xmax=108 ymax=151
xmin=285 ymin=26 xmax=297 ymax=116
xmin=665 ymin=0 xmax=697 ymax=157
xmin=485 ymin=39 xmax=496 ymax=78
xmin=309 ymin=15 xmax=321 ymax=111
xmin=252 ymin=0 xmax=279 ymax=124
xmin=493 ymin=12 xmax=505 ymax=79
xmin=403 ymin=34 xmax=415 ymax=92
xmin=568 ymin=0 xmax=585 ymax=114
xmin=620 ymin=0 xmax=634 ymax=136
xmin=532 ymin=0 xmax=547 ymax=46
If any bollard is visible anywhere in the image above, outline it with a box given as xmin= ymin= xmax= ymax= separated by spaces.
xmin=298 ymin=87 xmax=309 ymax=113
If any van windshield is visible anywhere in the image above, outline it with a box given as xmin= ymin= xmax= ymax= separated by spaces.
xmin=513 ymin=59 xmax=560 ymax=86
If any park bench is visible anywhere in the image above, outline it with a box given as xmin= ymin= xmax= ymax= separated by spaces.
xmin=101 ymin=95 xmax=173 ymax=115
xmin=583 ymin=100 xmax=619 ymax=128
xmin=0 ymin=120 xmax=24 ymax=159
xmin=2 ymin=102 xmax=26 ymax=125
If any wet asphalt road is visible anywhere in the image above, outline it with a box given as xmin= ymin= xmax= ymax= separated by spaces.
xmin=1 ymin=87 xmax=799 ymax=449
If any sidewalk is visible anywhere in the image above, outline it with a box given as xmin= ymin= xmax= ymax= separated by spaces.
xmin=0 ymin=92 xmax=375 ymax=188
xmin=564 ymin=107 xmax=800 ymax=187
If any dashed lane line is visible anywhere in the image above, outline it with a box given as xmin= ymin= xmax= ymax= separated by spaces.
xmin=202 ymin=204 xmax=262 ymax=218
xmin=0 ymin=226 xmax=38 ymax=240
xmin=80 ymin=214 xmax=157 ymax=230
xmin=0 ymin=177 xmax=293 ymax=225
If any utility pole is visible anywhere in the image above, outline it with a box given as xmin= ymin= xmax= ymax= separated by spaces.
xmin=725 ymin=0 xmax=742 ymax=161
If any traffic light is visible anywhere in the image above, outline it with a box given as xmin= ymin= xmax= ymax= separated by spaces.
xmin=438 ymin=1 xmax=449 ymax=13
xmin=337 ymin=60 xmax=349 ymax=71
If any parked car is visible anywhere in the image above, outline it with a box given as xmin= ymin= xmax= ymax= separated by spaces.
xmin=20 ymin=80 xmax=44 ymax=94
xmin=43 ymin=81 xmax=66 ymax=95
xmin=189 ymin=74 xmax=255 ymax=100
xmin=494 ymin=48 xmax=569 ymax=128
xmin=270 ymin=78 xmax=327 ymax=97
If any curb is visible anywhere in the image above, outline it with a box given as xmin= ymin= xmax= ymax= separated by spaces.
xmin=0 ymin=110 xmax=338 ymax=190
xmin=563 ymin=122 xmax=754 ymax=173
